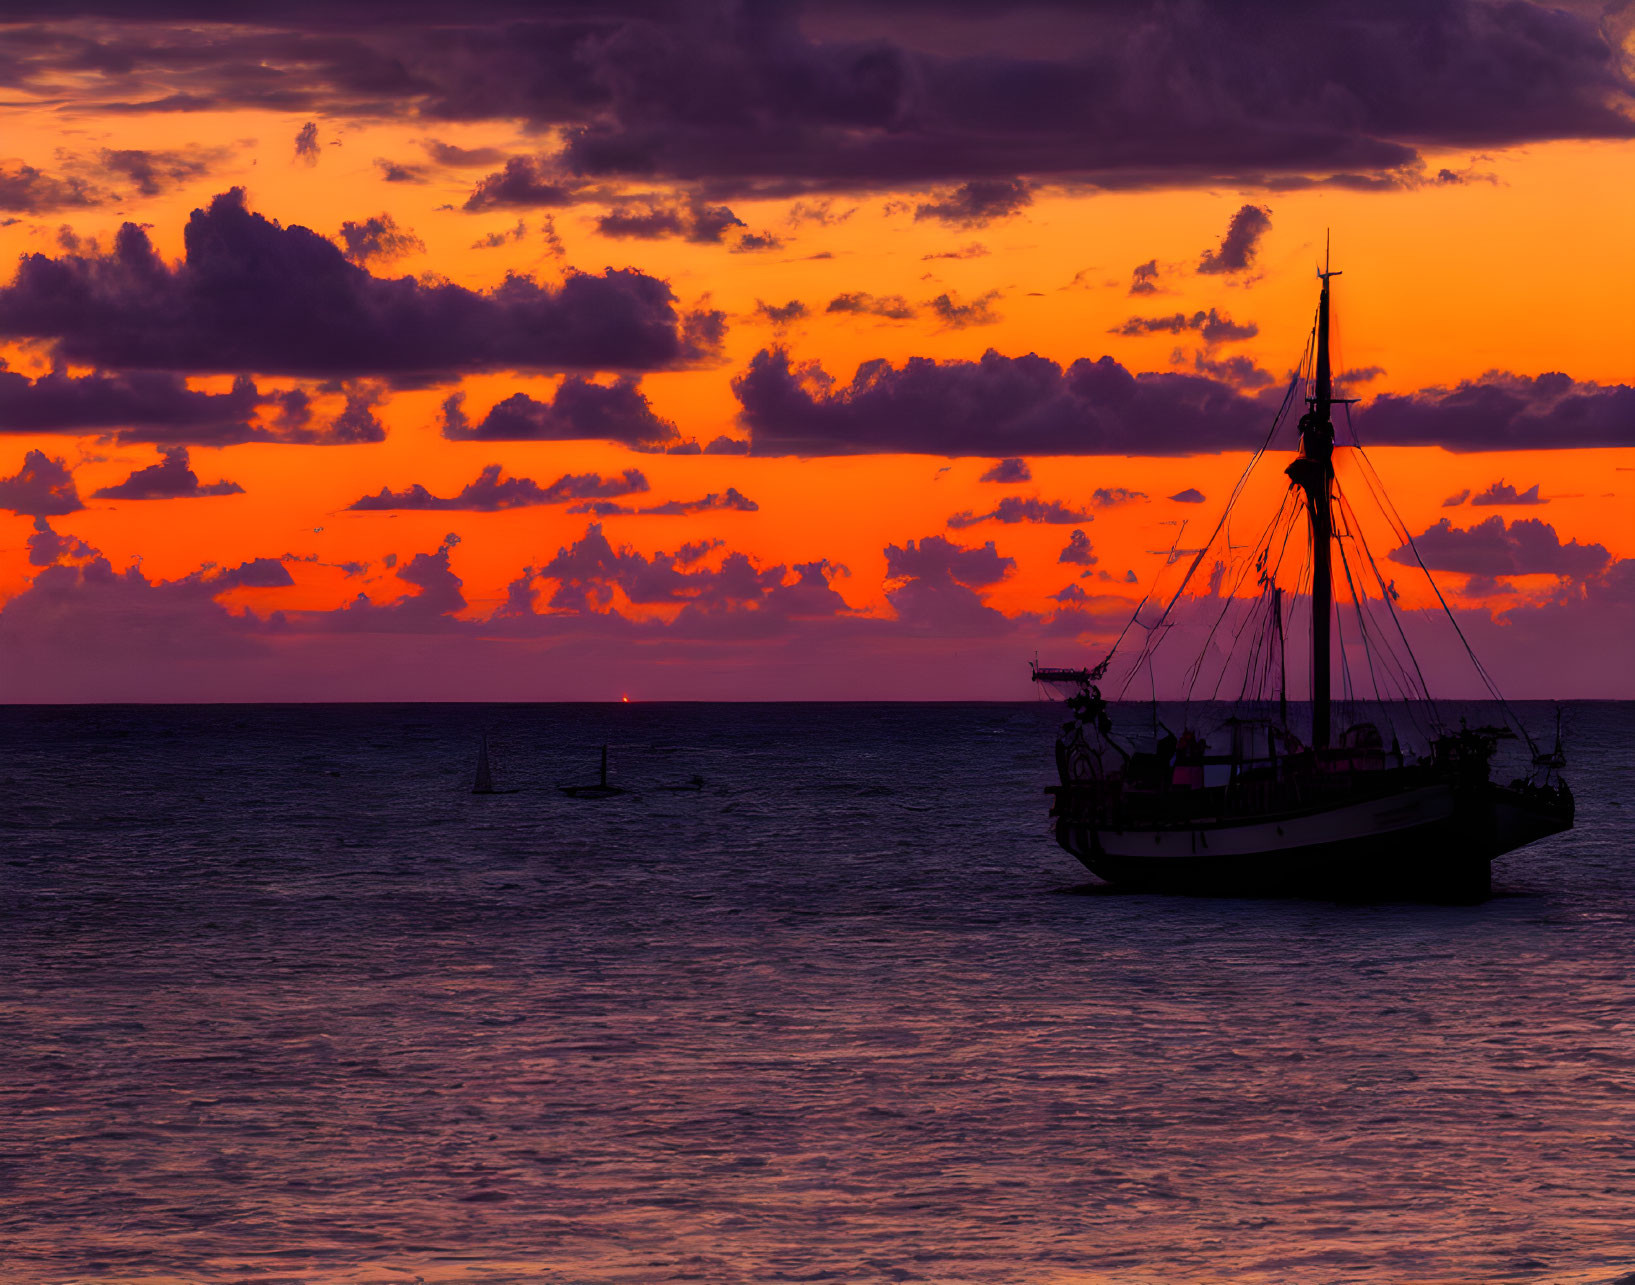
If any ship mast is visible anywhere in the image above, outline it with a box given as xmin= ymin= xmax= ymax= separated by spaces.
xmin=1286 ymin=244 xmax=1344 ymax=749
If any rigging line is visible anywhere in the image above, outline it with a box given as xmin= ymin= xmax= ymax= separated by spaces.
xmin=1187 ymin=482 xmax=1300 ymax=706
xmin=1115 ymin=328 xmax=1314 ymax=693
xmin=1110 ymin=520 xmax=1192 ymax=700
xmin=1340 ymin=451 xmax=1442 ymax=721
xmin=1332 ymin=487 xmax=1392 ymax=711
xmin=1334 ymin=481 xmax=1435 ymax=712
xmin=1214 ymin=490 xmax=1303 ymax=703
xmin=1353 ymin=442 xmax=1538 ymax=755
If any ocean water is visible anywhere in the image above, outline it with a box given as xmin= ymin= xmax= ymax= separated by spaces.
xmin=1 ymin=701 xmax=1630 ymax=1285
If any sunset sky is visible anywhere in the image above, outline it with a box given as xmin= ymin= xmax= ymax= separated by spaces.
xmin=1 ymin=0 xmax=1631 ymax=701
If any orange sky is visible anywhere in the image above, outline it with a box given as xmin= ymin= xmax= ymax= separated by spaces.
xmin=1 ymin=7 xmax=1631 ymax=700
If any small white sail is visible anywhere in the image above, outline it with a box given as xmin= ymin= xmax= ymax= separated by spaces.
xmin=472 ymin=733 xmax=495 ymax=794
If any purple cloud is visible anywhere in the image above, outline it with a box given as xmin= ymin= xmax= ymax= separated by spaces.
xmin=348 ymin=465 xmax=649 ymax=511
xmin=1197 ymin=204 xmax=1272 ymax=274
xmin=294 ymin=121 xmax=320 ymax=164
xmin=1129 ymin=259 xmax=1160 ymax=295
xmin=1059 ymin=529 xmax=1097 ymax=567
xmin=0 ymin=450 xmax=82 ymax=515
xmin=336 ymin=213 xmax=424 ymax=266
xmin=915 ymin=179 xmax=1031 ymax=227
xmin=1471 ymin=479 xmax=1546 ymax=506
xmin=1354 ymin=373 xmax=1634 ymax=451
xmin=948 ymin=496 xmax=1090 ymax=528
xmin=1111 ymin=309 xmax=1257 ymax=343
xmin=884 ymin=534 xmax=1015 ymax=635
xmin=733 ymin=348 xmax=1266 ymax=456
xmin=980 ymin=457 xmax=1031 ymax=484
xmin=598 ymin=197 xmax=744 ymax=244
xmin=26 ymin=517 xmax=94 ymax=567
xmin=756 ymin=299 xmax=809 ymax=326
xmin=91 ymin=446 xmax=244 ymax=499
xmin=0 ymin=189 xmax=719 ymax=378
xmin=441 ymin=376 xmax=679 ymax=448
xmin=462 ymin=157 xmax=585 ymax=209
xmin=826 ymin=292 xmax=917 ymax=320
xmin=570 ymin=487 xmax=758 ymax=517
xmin=928 ymin=290 xmax=1002 ymax=329
xmin=1389 ymin=515 xmax=1610 ymax=578
xmin=0 ymin=162 xmax=103 ymax=213
xmin=1168 ymin=487 xmax=1206 ymax=503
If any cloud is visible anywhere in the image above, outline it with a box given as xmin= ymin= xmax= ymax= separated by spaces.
xmin=7 ymin=4 xmax=1631 ymax=200
xmin=336 ymin=213 xmax=424 ymax=266
xmin=756 ymin=299 xmax=808 ymax=326
xmin=1092 ymin=486 xmax=1146 ymax=507
xmin=0 ymin=162 xmax=104 ymax=213
xmin=1112 ymin=309 xmax=1257 ymax=343
xmin=376 ymin=158 xmax=427 ymax=183
xmin=948 ymin=495 xmax=1090 ymax=528
xmin=0 ymin=366 xmax=261 ymax=443
xmin=1197 ymin=204 xmax=1272 ymax=274
xmin=1471 ymin=479 xmax=1546 ymax=505
xmin=0 ymin=450 xmax=83 ymax=515
xmin=922 ymin=243 xmax=989 ymax=261
xmin=0 ymin=189 xmax=718 ymax=378
xmin=1058 ymin=530 xmax=1096 ymax=566
xmin=703 ymin=435 xmax=749 ymax=455
xmin=421 ymin=139 xmax=506 ymax=168
xmin=90 ymin=446 xmax=244 ymax=499
xmin=348 ymin=464 xmax=649 ymax=511
xmin=928 ymin=290 xmax=1002 ymax=329
xmin=826 ymin=291 xmax=917 ymax=320
xmin=570 ymin=486 xmax=759 ymax=517
xmin=979 ymin=457 xmax=1030 ymax=484
xmin=884 ymin=533 xmax=1015 ymax=635
xmin=597 ymin=197 xmax=744 ymax=244
xmin=1443 ymin=489 xmax=1470 ymax=507
xmin=1129 ymin=259 xmax=1160 ymax=295
xmin=263 ymin=383 xmax=388 ymax=444
xmin=294 ymin=121 xmax=321 ymax=164
xmin=914 ymin=179 xmax=1031 ymax=227
xmin=733 ymin=347 xmax=1266 ymax=456
xmin=462 ymin=156 xmax=585 ymax=209
xmin=440 ymin=376 xmax=680 ymax=447
xmin=1189 ymin=350 xmax=1276 ymax=390
xmin=1389 ymin=515 xmax=1609 ymax=578
xmin=98 ymin=147 xmax=223 ymax=198
xmin=1168 ymin=487 xmax=1206 ymax=503
xmin=26 ymin=517 xmax=95 ymax=567
xmin=1354 ymin=373 xmax=1634 ymax=451
xmin=471 ymin=219 xmax=528 ymax=249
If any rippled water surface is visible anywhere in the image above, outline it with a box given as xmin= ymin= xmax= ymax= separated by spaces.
xmin=1 ymin=702 xmax=1631 ymax=1285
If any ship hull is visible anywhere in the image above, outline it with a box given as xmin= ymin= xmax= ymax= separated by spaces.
xmin=1051 ymin=782 xmax=1570 ymax=902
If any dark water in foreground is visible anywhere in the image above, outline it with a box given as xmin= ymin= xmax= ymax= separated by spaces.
xmin=1 ymin=701 xmax=1631 ymax=1285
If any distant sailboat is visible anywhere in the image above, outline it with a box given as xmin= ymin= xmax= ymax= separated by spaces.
xmin=472 ymin=733 xmax=496 ymax=794
xmin=561 ymin=744 xmax=626 ymax=799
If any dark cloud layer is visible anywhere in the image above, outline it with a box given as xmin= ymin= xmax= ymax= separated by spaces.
xmin=738 ymin=348 xmax=1632 ymax=457
xmin=441 ymin=375 xmax=679 ymax=447
xmin=91 ymin=446 xmax=243 ymax=499
xmin=1472 ymin=479 xmax=1546 ymax=505
xmin=733 ymin=347 xmax=1268 ymax=456
xmin=6 ymin=3 xmax=1626 ymax=196
xmin=1354 ymin=373 xmax=1635 ymax=452
xmin=0 ymin=189 xmax=720 ymax=378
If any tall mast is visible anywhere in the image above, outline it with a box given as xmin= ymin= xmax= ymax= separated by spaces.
xmin=1287 ymin=242 xmax=1340 ymax=749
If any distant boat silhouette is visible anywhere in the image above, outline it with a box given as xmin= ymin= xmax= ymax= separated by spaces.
xmin=561 ymin=745 xmax=625 ymax=799
xmin=471 ymin=733 xmax=519 ymax=795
